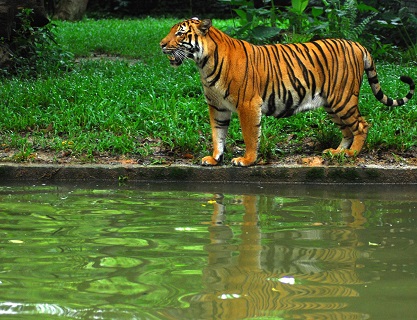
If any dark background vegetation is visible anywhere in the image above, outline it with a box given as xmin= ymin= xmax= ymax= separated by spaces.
xmin=83 ymin=0 xmax=410 ymax=18
xmin=83 ymin=0 xmax=417 ymax=50
xmin=85 ymin=0 xmax=230 ymax=18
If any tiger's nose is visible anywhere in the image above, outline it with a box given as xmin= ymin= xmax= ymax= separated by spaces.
xmin=160 ymin=41 xmax=166 ymax=49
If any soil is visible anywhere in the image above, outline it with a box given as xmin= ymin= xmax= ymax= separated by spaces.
xmin=1 ymin=146 xmax=416 ymax=168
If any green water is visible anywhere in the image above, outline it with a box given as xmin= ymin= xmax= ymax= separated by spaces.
xmin=0 ymin=183 xmax=417 ymax=320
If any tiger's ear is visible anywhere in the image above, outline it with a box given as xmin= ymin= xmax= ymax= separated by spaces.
xmin=199 ymin=19 xmax=212 ymax=34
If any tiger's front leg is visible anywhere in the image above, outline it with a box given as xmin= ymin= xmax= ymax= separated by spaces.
xmin=231 ymin=102 xmax=262 ymax=167
xmin=202 ymin=105 xmax=232 ymax=166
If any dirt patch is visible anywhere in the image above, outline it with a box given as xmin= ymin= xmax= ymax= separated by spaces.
xmin=1 ymin=146 xmax=416 ymax=168
xmin=76 ymin=53 xmax=141 ymax=65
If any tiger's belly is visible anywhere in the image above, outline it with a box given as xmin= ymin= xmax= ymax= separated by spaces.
xmin=261 ymin=93 xmax=326 ymax=118
xmin=203 ymin=83 xmax=325 ymax=116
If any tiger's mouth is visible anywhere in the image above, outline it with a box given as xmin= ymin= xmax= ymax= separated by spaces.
xmin=167 ymin=54 xmax=183 ymax=66
xmin=162 ymin=47 xmax=185 ymax=67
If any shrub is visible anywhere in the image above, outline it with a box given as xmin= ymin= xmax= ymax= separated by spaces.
xmin=0 ymin=8 xmax=73 ymax=78
xmin=219 ymin=0 xmax=416 ymax=62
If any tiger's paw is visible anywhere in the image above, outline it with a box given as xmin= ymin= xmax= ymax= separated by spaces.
xmin=231 ymin=157 xmax=256 ymax=167
xmin=201 ymin=156 xmax=220 ymax=166
xmin=323 ymin=148 xmax=340 ymax=156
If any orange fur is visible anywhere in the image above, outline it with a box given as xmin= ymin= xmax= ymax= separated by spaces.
xmin=160 ymin=18 xmax=415 ymax=166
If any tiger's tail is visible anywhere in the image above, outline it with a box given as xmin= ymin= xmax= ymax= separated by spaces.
xmin=365 ymin=53 xmax=415 ymax=107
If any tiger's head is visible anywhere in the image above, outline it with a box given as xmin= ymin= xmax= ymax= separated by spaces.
xmin=160 ymin=18 xmax=212 ymax=67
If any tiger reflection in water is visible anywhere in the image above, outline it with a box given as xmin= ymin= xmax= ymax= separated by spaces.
xmin=161 ymin=195 xmax=370 ymax=320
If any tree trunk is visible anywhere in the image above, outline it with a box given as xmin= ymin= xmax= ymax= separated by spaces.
xmin=53 ymin=0 xmax=88 ymax=21
xmin=0 ymin=0 xmax=15 ymax=40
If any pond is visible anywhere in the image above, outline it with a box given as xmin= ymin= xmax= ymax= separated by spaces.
xmin=0 ymin=182 xmax=417 ymax=320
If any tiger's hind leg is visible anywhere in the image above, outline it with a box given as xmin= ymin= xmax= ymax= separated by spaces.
xmin=346 ymin=115 xmax=369 ymax=156
xmin=324 ymin=101 xmax=369 ymax=157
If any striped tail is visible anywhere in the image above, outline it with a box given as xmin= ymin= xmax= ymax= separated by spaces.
xmin=365 ymin=63 xmax=415 ymax=107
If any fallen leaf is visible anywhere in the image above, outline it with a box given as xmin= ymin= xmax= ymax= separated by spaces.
xmin=119 ymin=159 xmax=137 ymax=164
xmin=300 ymin=156 xmax=324 ymax=166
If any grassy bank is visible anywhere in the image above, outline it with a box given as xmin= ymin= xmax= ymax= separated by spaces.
xmin=0 ymin=17 xmax=416 ymax=164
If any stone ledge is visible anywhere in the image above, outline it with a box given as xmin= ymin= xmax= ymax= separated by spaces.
xmin=1 ymin=163 xmax=416 ymax=184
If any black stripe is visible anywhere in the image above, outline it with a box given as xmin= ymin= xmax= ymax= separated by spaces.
xmin=266 ymin=91 xmax=276 ymax=116
xmin=333 ymin=104 xmax=346 ymax=114
xmin=367 ymin=75 xmax=378 ymax=84
xmin=309 ymin=70 xmax=317 ymax=98
xmin=210 ymin=105 xmax=229 ymax=112
xmin=206 ymin=43 xmax=219 ymax=78
xmin=224 ymin=81 xmax=231 ymax=99
xmin=285 ymin=91 xmax=293 ymax=110
xmin=375 ymin=89 xmax=384 ymax=100
xmin=208 ymin=59 xmax=224 ymax=87
xmin=340 ymin=105 xmax=357 ymax=120
xmin=214 ymin=118 xmax=230 ymax=127
xmin=200 ymin=55 xmax=209 ymax=68
xmin=400 ymin=75 xmax=414 ymax=86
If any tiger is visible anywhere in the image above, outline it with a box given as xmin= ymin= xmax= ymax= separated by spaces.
xmin=160 ymin=18 xmax=415 ymax=167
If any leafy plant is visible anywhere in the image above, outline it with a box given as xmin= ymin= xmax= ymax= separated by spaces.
xmin=221 ymin=0 xmax=380 ymax=46
xmin=0 ymin=8 xmax=73 ymax=77
xmin=288 ymin=0 xmax=309 ymax=34
xmin=374 ymin=6 xmax=417 ymax=62
xmin=220 ymin=0 xmax=282 ymax=43
xmin=310 ymin=0 xmax=378 ymax=41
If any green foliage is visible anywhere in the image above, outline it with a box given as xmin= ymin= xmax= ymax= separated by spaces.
xmin=219 ymin=0 xmax=416 ymax=62
xmin=289 ymin=0 xmax=310 ymax=35
xmin=221 ymin=0 xmax=380 ymax=43
xmin=312 ymin=0 xmax=378 ymax=41
xmin=373 ymin=6 xmax=417 ymax=62
xmin=0 ymin=8 xmax=73 ymax=77
xmin=219 ymin=0 xmax=282 ymax=43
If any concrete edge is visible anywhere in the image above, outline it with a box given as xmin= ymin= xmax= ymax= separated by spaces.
xmin=1 ymin=163 xmax=417 ymax=184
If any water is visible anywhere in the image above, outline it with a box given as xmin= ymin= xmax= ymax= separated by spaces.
xmin=0 ymin=182 xmax=417 ymax=320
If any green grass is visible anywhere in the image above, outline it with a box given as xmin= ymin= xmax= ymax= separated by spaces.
xmin=0 ymin=17 xmax=416 ymax=164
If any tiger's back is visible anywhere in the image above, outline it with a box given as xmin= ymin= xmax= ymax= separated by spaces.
xmin=216 ymin=38 xmax=369 ymax=118
xmin=160 ymin=18 xmax=415 ymax=166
